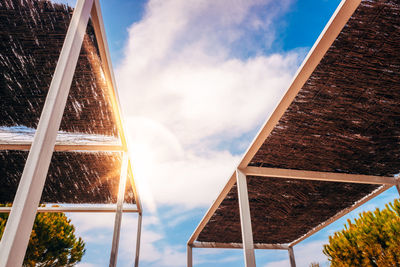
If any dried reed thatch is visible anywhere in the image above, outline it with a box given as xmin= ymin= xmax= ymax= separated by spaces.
xmin=198 ymin=178 xmax=379 ymax=244
xmin=0 ymin=0 xmax=118 ymax=136
xmin=0 ymin=150 xmax=135 ymax=204
xmin=0 ymin=0 xmax=134 ymax=204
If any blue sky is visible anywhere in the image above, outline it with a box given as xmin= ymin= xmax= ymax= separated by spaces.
xmin=54 ymin=0 xmax=400 ymax=266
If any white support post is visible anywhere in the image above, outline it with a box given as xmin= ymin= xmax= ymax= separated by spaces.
xmin=288 ymin=247 xmax=296 ymax=267
xmin=0 ymin=1 xmax=93 ymax=266
xmin=236 ymin=169 xmax=256 ymax=267
xmin=109 ymin=153 xmax=129 ymax=267
xmin=134 ymin=213 xmax=142 ymax=267
xmin=187 ymin=245 xmax=193 ymax=267
xmin=396 ymin=180 xmax=400 ymax=196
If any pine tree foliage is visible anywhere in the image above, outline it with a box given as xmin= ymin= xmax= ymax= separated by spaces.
xmin=0 ymin=207 xmax=85 ymax=267
xmin=323 ymin=199 xmax=400 ymax=266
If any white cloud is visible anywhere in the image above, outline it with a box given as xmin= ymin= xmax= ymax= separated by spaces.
xmin=69 ymin=212 xmax=188 ymax=266
xmin=69 ymin=0 xmax=304 ymax=265
xmin=76 ymin=263 xmax=97 ymax=267
xmin=127 ymin=116 xmax=241 ymax=209
xmin=264 ymin=240 xmax=328 ymax=267
xmin=50 ymin=0 xmax=76 ymax=7
xmin=116 ymin=0 xmax=302 ymax=210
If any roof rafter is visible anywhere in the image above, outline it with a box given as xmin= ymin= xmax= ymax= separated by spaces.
xmin=0 ymin=205 xmax=139 ymax=213
xmin=0 ymin=142 xmax=124 ymax=152
xmin=241 ymin=166 xmax=397 ymax=185
xmin=192 ymin=242 xmax=289 ymax=250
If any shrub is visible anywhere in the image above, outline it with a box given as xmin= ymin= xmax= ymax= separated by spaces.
xmin=323 ymin=199 xmax=400 ymax=266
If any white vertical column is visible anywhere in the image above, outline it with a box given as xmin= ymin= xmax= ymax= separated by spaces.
xmin=109 ymin=153 xmax=129 ymax=267
xmin=134 ymin=212 xmax=142 ymax=267
xmin=288 ymin=246 xmax=296 ymax=267
xmin=0 ymin=1 xmax=93 ymax=266
xmin=396 ymin=180 xmax=400 ymax=196
xmin=187 ymin=245 xmax=193 ymax=267
xmin=236 ymin=169 xmax=256 ymax=267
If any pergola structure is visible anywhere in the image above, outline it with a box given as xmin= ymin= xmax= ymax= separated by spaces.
xmin=0 ymin=0 xmax=142 ymax=266
xmin=188 ymin=0 xmax=400 ymax=266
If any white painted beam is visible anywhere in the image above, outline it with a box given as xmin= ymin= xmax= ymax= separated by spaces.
xmin=135 ymin=213 xmax=142 ymax=267
xmin=236 ymin=169 xmax=256 ymax=267
xmin=188 ymin=173 xmax=236 ymax=245
xmin=90 ymin=0 xmax=126 ymax=150
xmin=90 ymin=2 xmax=144 ymax=265
xmin=288 ymin=247 xmax=296 ymax=267
xmin=90 ymin=0 xmax=142 ymax=214
xmin=128 ymin=162 xmax=142 ymax=215
xmin=241 ymin=166 xmax=396 ymax=185
xmin=191 ymin=242 xmax=288 ymax=250
xmin=0 ymin=142 xmax=123 ymax=152
xmin=0 ymin=206 xmax=138 ymax=213
xmin=109 ymin=153 xmax=129 ymax=267
xmin=187 ymin=245 xmax=193 ymax=267
xmin=0 ymin=1 xmax=93 ymax=266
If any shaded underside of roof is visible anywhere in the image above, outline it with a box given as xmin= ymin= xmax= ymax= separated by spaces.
xmin=0 ymin=0 xmax=118 ymax=137
xmin=198 ymin=0 xmax=400 ymax=245
xmin=197 ymin=177 xmax=379 ymax=244
xmin=0 ymin=150 xmax=136 ymax=204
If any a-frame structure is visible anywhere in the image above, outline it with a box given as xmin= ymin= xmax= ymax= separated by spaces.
xmin=0 ymin=0 xmax=142 ymax=266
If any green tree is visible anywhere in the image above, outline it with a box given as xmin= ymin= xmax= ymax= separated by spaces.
xmin=323 ymin=199 xmax=400 ymax=266
xmin=0 ymin=208 xmax=85 ymax=267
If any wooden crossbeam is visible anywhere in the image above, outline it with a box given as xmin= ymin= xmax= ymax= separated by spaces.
xmin=241 ymin=166 xmax=397 ymax=185
xmin=0 ymin=142 xmax=124 ymax=152
xmin=192 ymin=242 xmax=289 ymax=250
xmin=0 ymin=205 xmax=139 ymax=213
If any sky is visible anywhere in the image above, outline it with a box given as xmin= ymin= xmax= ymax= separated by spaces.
xmin=51 ymin=0 xmax=399 ymax=266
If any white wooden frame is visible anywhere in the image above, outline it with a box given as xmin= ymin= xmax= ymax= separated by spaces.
xmin=236 ymin=169 xmax=256 ymax=267
xmin=0 ymin=142 xmax=124 ymax=152
xmin=109 ymin=153 xmax=129 ymax=267
xmin=191 ymin=242 xmax=288 ymax=249
xmin=135 ymin=213 xmax=143 ymax=267
xmin=0 ymin=206 xmax=139 ymax=213
xmin=288 ymin=247 xmax=296 ymax=267
xmin=0 ymin=0 xmax=142 ymax=266
xmin=186 ymin=0 xmax=400 ymax=266
xmin=242 ymin=167 xmax=397 ymax=185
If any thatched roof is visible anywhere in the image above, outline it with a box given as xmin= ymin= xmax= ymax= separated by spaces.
xmin=198 ymin=178 xmax=378 ymax=244
xmin=193 ymin=0 xmax=400 ymax=246
xmin=0 ymin=0 xmax=117 ymax=136
xmin=0 ymin=0 xmax=136 ymax=205
xmin=0 ymin=150 xmax=136 ymax=204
